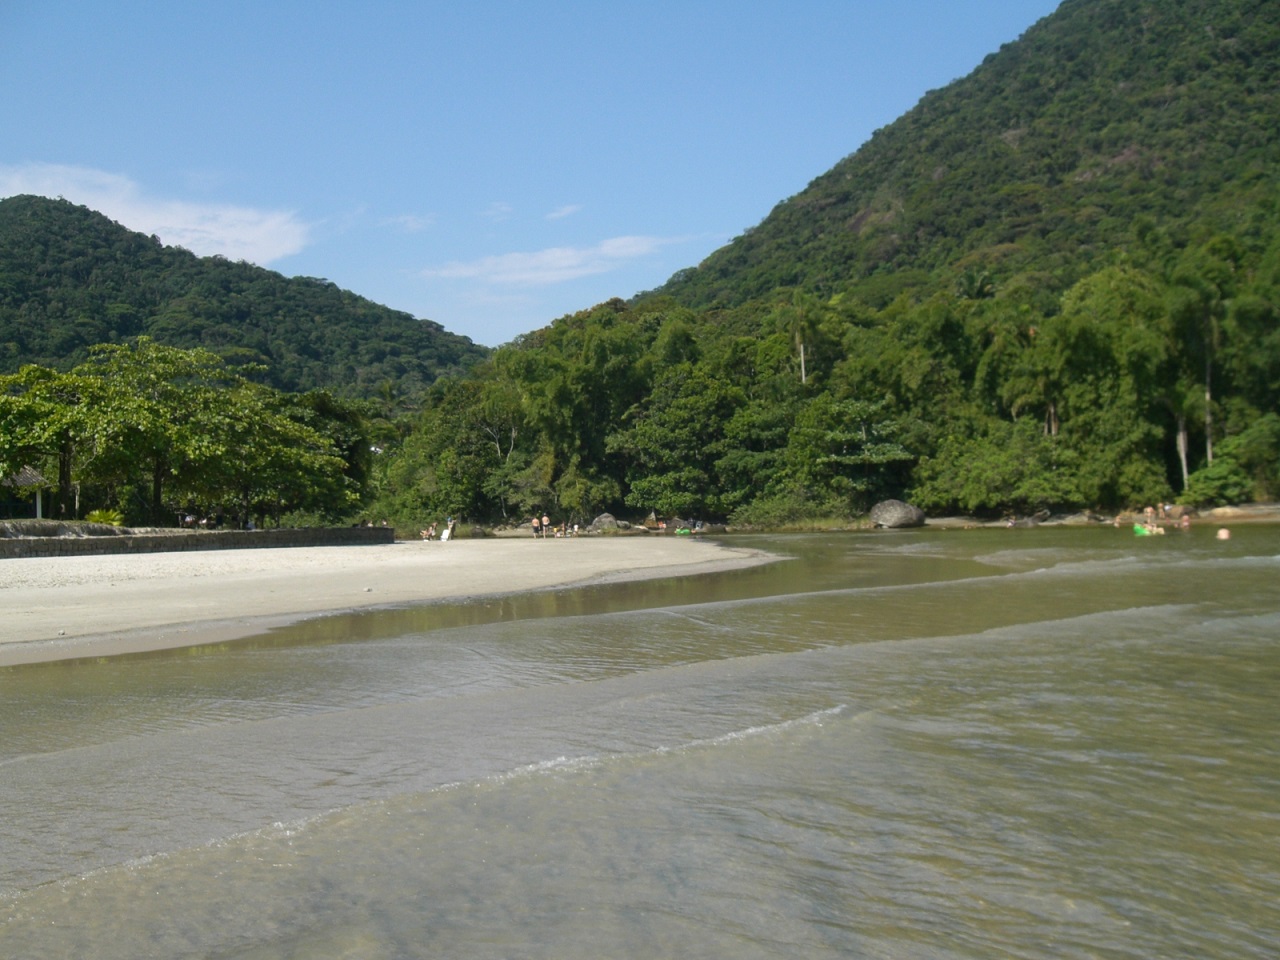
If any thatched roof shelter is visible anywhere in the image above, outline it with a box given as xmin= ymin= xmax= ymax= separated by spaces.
xmin=2 ymin=466 xmax=48 ymax=519
xmin=2 ymin=465 xmax=46 ymax=489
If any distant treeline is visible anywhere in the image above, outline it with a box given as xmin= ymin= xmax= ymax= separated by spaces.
xmin=364 ymin=228 xmax=1279 ymax=529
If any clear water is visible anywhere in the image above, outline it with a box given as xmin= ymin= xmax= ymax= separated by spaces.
xmin=2 ymin=526 xmax=1278 ymax=958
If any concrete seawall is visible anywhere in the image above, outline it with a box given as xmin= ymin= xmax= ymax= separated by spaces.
xmin=0 ymin=526 xmax=395 ymax=559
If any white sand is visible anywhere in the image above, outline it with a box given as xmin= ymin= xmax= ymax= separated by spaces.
xmin=0 ymin=536 xmax=774 ymax=665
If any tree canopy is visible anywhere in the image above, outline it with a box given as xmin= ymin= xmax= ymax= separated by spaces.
xmin=357 ymin=0 xmax=1280 ymax=528
xmin=1 ymin=340 xmax=362 ymax=525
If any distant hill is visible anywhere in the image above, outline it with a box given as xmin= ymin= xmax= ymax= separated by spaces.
xmin=0 ymin=195 xmax=488 ymax=397
xmin=648 ymin=0 xmax=1280 ymax=312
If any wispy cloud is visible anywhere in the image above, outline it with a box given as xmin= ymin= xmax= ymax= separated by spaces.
xmin=0 ymin=163 xmax=310 ymax=264
xmin=423 ymin=235 xmax=679 ymax=286
xmin=481 ymin=201 xmax=514 ymax=222
xmin=545 ymin=204 xmax=582 ymax=221
xmin=381 ymin=212 xmax=435 ymax=233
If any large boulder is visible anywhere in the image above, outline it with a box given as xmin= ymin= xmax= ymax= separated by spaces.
xmin=589 ymin=512 xmax=620 ymax=532
xmin=869 ymin=499 xmax=926 ymax=529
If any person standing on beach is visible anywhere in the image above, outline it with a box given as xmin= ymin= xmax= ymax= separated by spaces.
xmin=542 ymin=514 xmax=550 ymax=538
xmin=532 ymin=515 xmax=541 ymax=538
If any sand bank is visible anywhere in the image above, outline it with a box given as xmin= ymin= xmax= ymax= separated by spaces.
xmin=0 ymin=536 xmax=775 ymax=666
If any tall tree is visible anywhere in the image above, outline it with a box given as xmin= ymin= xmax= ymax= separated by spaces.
xmin=1169 ymin=237 xmax=1242 ymax=468
xmin=0 ymin=364 xmax=101 ymax=518
xmin=76 ymin=338 xmax=242 ymax=522
xmin=772 ymin=290 xmax=827 ymax=385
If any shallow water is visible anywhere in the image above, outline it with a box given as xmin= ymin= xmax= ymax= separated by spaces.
xmin=2 ymin=526 xmax=1278 ymax=958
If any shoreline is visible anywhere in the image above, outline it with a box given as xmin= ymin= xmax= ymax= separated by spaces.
xmin=0 ymin=537 xmax=777 ymax=667
xmin=921 ymin=503 xmax=1280 ymax=529
xmin=5 ymin=503 xmax=1275 ymax=667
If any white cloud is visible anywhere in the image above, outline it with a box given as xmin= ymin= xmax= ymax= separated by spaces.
xmin=0 ymin=162 xmax=310 ymax=264
xmin=545 ymin=204 xmax=582 ymax=221
xmin=481 ymin=201 xmax=514 ymax=222
xmin=423 ymin=235 xmax=678 ymax=286
xmin=381 ymin=212 xmax=435 ymax=233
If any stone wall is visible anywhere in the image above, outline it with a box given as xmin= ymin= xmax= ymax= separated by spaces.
xmin=0 ymin=526 xmax=395 ymax=559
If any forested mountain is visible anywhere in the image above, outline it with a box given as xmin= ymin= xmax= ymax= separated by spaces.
xmin=368 ymin=0 xmax=1279 ymax=529
xmin=0 ymin=195 xmax=488 ymax=397
xmin=650 ymin=0 xmax=1279 ymax=313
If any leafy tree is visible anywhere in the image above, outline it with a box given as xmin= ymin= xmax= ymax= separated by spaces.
xmin=1180 ymin=413 xmax=1280 ymax=506
xmin=912 ymin=417 xmax=1082 ymax=514
xmin=608 ymin=363 xmax=743 ymax=517
xmin=1048 ymin=266 xmax=1172 ymax=505
xmin=1169 ymin=237 xmax=1242 ymax=468
xmin=0 ymin=364 xmax=101 ymax=518
xmin=73 ymin=338 xmax=242 ymax=522
xmin=778 ymin=396 xmax=912 ymax=513
xmin=178 ymin=381 xmax=355 ymax=525
xmin=2 ymin=341 xmax=356 ymax=524
xmin=770 ymin=290 xmax=829 ymax=385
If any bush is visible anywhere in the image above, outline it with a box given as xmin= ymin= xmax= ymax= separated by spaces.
xmin=1180 ymin=414 xmax=1280 ymax=506
xmin=84 ymin=508 xmax=125 ymax=526
xmin=729 ymin=485 xmax=852 ymax=527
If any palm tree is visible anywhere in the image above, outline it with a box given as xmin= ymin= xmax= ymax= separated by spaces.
xmin=779 ymin=290 xmax=824 ymax=385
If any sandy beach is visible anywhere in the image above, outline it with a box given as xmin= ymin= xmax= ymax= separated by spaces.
xmin=0 ymin=536 xmax=775 ymax=666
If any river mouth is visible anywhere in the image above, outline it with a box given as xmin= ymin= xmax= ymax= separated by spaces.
xmin=4 ymin=527 xmax=1278 ymax=959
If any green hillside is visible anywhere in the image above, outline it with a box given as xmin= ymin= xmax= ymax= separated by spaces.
xmin=363 ymin=0 xmax=1279 ymax=529
xmin=652 ymin=0 xmax=1279 ymax=312
xmin=0 ymin=195 xmax=488 ymax=397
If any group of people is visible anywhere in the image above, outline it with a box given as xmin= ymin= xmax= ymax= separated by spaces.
xmin=531 ymin=513 xmax=577 ymax=538
xmin=419 ymin=516 xmax=456 ymax=541
xmin=180 ymin=510 xmax=255 ymax=530
xmin=1133 ymin=504 xmax=1174 ymax=536
xmin=1127 ymin=503 xmax=1231 ymax=539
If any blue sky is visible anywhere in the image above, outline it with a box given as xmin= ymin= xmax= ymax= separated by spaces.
xmin=1 ymin=1 xmax=1061 ymax=347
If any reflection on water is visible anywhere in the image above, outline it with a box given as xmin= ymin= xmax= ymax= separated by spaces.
xmin=2 ymin=526 xmax=1279 ymax=959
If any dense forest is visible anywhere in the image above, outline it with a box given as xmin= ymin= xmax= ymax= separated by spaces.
xmin=654 ymin=0 xmax=1280 ymax=312
xmin=0 ymin=195 xmax=488 ymax=397
xmin=3 ymin=0 xmax=1279 ymax=529
xmin=370 ymin=0 xmax=1279 ymax=529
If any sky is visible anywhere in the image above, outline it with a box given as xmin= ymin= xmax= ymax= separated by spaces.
xmin=1 ymin=1 xmax=1062 ymax=347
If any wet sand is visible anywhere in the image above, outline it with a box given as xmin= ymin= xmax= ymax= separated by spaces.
xmin=0 ymin=536 xmax=774 ymax=666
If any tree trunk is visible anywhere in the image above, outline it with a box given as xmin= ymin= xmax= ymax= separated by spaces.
xmin=1203 ymin=355 xmax=1214 ymax=465
xmin=57 ymin=440 xmax=74 ymax=519
xmin=1176 ymin=412 xmax=1189 ymax=491
xmin=151 ymin=459 xmax=166 ymax=525
xmin=1044 ymin=401 xmax=1059 ymax=437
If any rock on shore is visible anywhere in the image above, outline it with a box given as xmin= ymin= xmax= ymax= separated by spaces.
xmin=869 ymin=500 xmax=926 ymax=528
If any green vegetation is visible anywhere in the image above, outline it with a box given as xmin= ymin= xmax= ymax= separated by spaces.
xmin=3 ymin=0 xmax=1278 ymax=530
xmin=654 ymin=0 xmax=1280 ymax=314
xmin=0 ymin=339 xmax=369 ymax=526
xmin=360 ymin=0 xmax=1278 ymax=529
xmin=0 ymin=195 xmax=488 ymax=397
xmin=83 ymin=508 xmax=125 ymax=526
